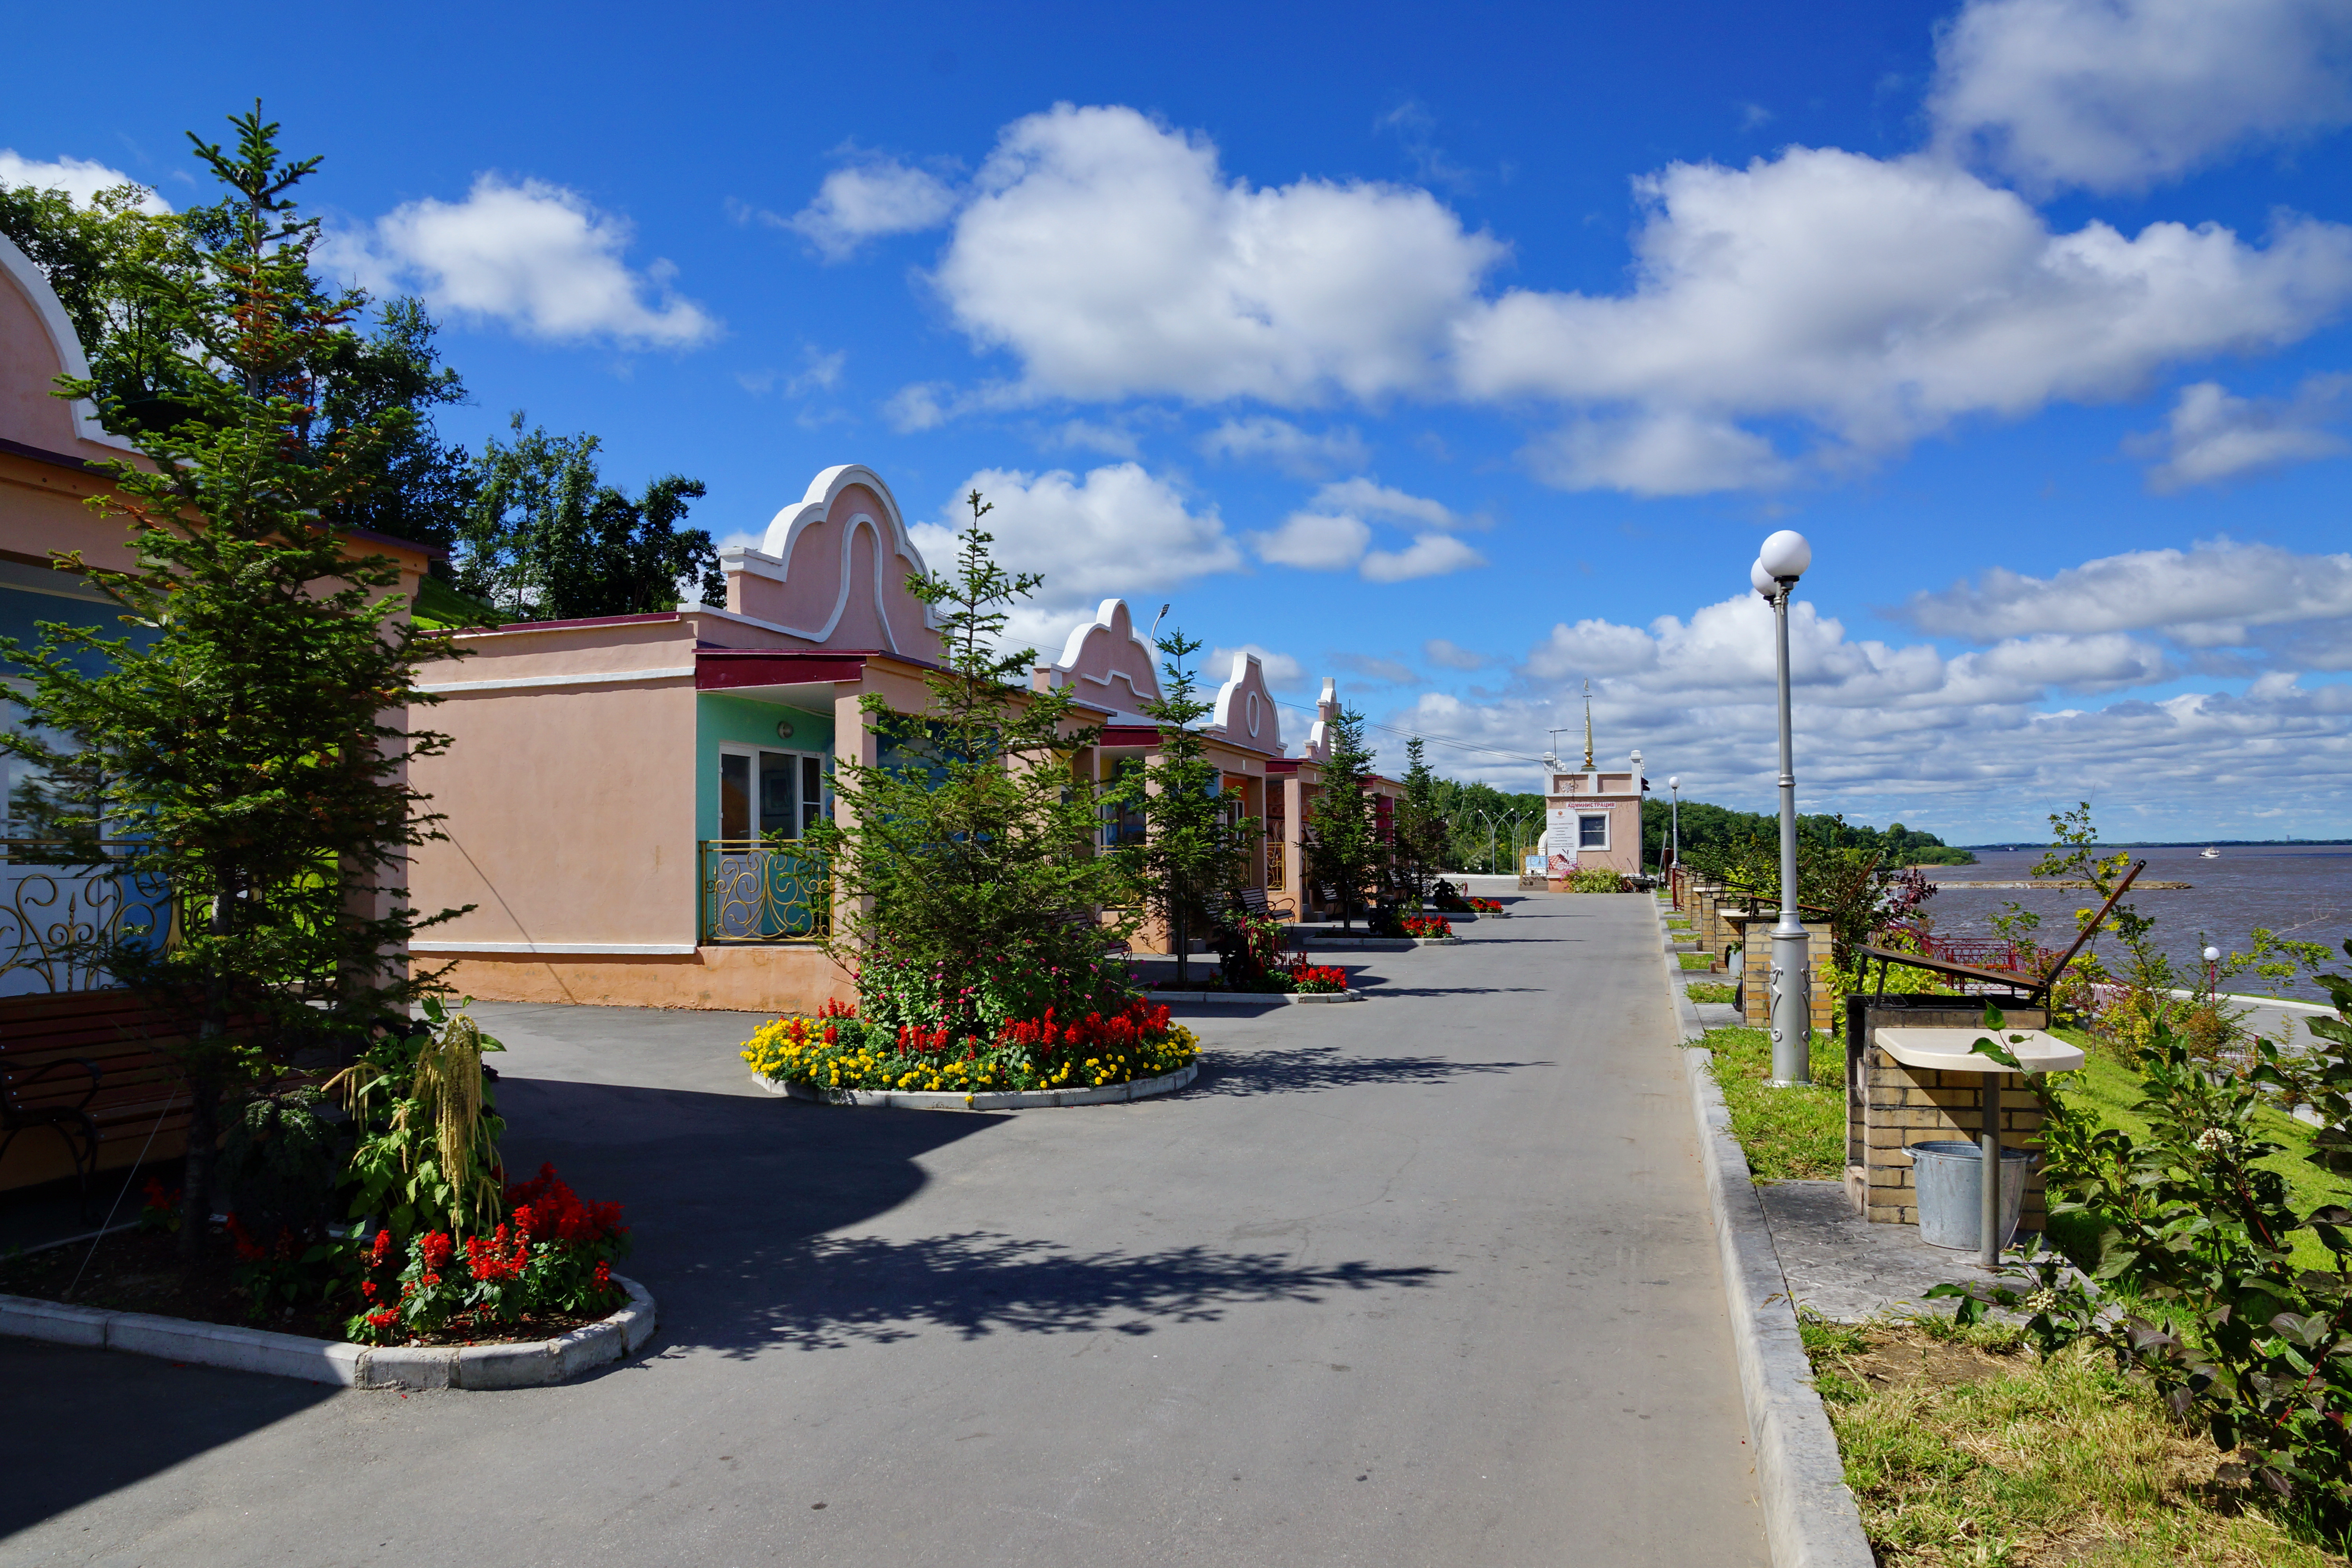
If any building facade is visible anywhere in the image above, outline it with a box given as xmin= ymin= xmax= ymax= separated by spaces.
xmin=407 ymin=462 xmax=1401 ymax=1013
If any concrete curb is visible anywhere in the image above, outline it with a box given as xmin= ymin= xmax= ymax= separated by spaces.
xmin=759 ymin=1060 xmax=1201 ymax=1111
xmin=1145 ymin=989 xmax=1366 ymax=1005
xmin=0 ymin=1274 xmax=657 ymax=1391
xmin=1661 ymin=904 xmax=1709 ymax=1046
xmin=1677 ymin=1068 xmax=1875 ymax=1563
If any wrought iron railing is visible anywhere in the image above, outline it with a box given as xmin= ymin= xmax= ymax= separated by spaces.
xmin=1 ymin=841 xmax=176 ymax=995
xmin=699 ymin=841 xmax=829 ymax=944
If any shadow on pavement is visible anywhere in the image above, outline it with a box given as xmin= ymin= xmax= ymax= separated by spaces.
xmin=501 ymin=1078 xmax=1446 ymax=1361
xmin=703 ymin=1232 xmax=1446 ymax=1354
xmin=0 ymin=1339 xmax=337 ymax=1537
xmin=1187 ymin=1044 xmax=1542 ymax=1097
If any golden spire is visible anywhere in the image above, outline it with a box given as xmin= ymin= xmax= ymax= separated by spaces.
xmin=1581 ymin=679 xmax=1595 ymax=771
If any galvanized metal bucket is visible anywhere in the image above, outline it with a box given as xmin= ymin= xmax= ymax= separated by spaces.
xmin=1907 ymin=1140 xmax=2034 ymax=1252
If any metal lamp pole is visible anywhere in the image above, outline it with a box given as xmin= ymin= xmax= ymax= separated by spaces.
xmin=1667 ymin=775 xmax=1681 ymax=873
xmin=1754 ymin=531 xmax=1814 ymax=1087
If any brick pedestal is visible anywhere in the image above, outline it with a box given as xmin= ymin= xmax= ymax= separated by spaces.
xmin=1846 ymin=996 xmax=2049 ymax=1229
xmin=1737 ymin=920 xmax=1835 ymax=1036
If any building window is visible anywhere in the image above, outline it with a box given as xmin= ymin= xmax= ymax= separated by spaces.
xmin=1104 ymin=756 xmax=1147 ymax=846
xmin=720 ymin=746 xmax=824 ymax=840
xmin=1578 ymin=813 xmax=1609 ymax=850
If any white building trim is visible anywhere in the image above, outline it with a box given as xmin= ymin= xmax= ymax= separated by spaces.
xmin=417 ymin=666 xmax=694 ymax=694
xmin=410 ymin=940 xmax=698 ymax=955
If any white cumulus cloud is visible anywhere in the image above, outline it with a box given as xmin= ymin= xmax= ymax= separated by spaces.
xmin=1249 ymin=510 xmax=1372 ymax=571
xmin=914 ymin=463 xmax=1245 ymax=650
xmin=780 ymin=157 xmax=960 ymax=261
xmin=2129 ymin=374 xmax=2350 ymax=490
xmin=1361 ymin=533 xmax=1486 ymax=583
xmin=1455 ymin=147 xmax=2352 ymax=490
xmin=0 ymin=151 xmax=169 ymax=212
xmin=1894 ymin=539 xmax=2352 ymax=662
xmin=1929 ymin=0 xmax=2352 ymax=194
xmin=328 ymin=174 xmax=717 ymax=348
xmin=1198 ymin=416 xmax=1372 ymax=477
xmin=933 ymin=103 xmax=1506 ymax=405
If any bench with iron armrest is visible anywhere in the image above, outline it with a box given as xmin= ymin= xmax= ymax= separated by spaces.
xmin=0 ymin=989 xmax=211 ymax=1212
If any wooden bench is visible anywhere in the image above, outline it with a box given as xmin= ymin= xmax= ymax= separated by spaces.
xmin=0 ymin=989 xmax=205 ymax=1204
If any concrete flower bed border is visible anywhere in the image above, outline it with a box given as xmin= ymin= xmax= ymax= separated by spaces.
xmin=0 ymin=1274 xmax=658 ymax=1391
xmin=1145 ymin=988 xmax=1367 ymax=1005
xmin=756 ymin=1060 xmax=1201 ymax=1111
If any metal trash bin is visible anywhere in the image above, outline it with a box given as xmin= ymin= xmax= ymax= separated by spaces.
xmin=1907 ymin=1140 xmax=2034 ymax=1252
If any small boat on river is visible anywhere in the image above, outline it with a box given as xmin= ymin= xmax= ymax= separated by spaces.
xmin=2201 ymin=846 xmax=2220 ymax=859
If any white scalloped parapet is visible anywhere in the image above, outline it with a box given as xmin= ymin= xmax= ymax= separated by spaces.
xmin=0 ymin=232 xmax=137 ymax=454
xmin=1039 ymin=598 xmax=1163 ymax=720
xmin=720 ymin=464 xmax=941 ymax=653
xmin=1207 ymin=649 xmax=1283 ymax=755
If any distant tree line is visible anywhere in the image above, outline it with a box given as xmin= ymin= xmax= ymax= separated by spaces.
xmin=0 ymin=172 xmax=719 ymax=627
xmin=1641 ymin=796 xmax=1975 ymax=867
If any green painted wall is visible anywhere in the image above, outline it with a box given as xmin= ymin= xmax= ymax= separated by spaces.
xmin=694 ymin=692 xmax=835 ymax=841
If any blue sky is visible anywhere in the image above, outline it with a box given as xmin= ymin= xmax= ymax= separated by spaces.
xmin=7 ymin=0 xmax=2352 ymax=842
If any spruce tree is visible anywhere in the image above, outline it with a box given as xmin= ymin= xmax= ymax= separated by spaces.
xmin=0 ymin=108 xmax=464 ymax=1260
xmin=809 ymin=492 xmax=1132 ymax=1033
xmin=1112 ymin=628 xmax=1251 ymax=987
xmin=1303 ymin=706 xmax=1381 ymax=932
xmin=1392 ymin=737 xmax=1446 ymax=906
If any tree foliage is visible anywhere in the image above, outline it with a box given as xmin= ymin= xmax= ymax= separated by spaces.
xmin=0 ymin=108 xmax=466 ymax=1259
xmin=454 ymin=414 xmax=720 ymax=621
xmin=1391 ymin=738 xmax=1449 ymax=901
xmin=0 ymin=166 xmax=476 ymax=564
xmin=809 ymin=493 xmax=1132 ymax=1034
xmin=1644 ymin=795 xmax=1973 ymax=868
xmin=1110 ymin=628 xmax=1252 ymax=986
xmin=1304 ymin=705 xmax=1383 ymax=930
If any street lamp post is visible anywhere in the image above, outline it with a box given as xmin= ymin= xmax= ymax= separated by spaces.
xmin=1629 ymin=748 xmax=1644 ymax=875
xmin=1754 ymin=530 xmax=1814 ymax=1087
xmin=1667 ymin=774 xmax=1681 ymax=884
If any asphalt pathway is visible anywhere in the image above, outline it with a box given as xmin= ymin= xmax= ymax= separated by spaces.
xmin=4 ymin=893 xmax=1766 ymax=1568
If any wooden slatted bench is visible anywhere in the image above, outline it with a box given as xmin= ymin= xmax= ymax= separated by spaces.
xmin=0 ymin=989 xmax=204 ymax=1204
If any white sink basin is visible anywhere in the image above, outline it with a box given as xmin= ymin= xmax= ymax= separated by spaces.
xmin=1873 ymin=1026 xmax=2085 ymax=1074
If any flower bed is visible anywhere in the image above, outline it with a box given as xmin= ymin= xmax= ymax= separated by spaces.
xmin=1286 ymin=960 xmax=1350 ymax=994
xmin=741 ymin=997 xmax=1200 ymax=1094
xmin=0 ymin=1162 xmax=630 ymax=1351
xmin=1401 ymin=915 xmax=1454 ymax=939
xmin=347 ymin=1165 xmax=630 ymax=1345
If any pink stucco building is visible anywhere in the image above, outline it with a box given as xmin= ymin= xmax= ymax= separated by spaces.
xmin=407 ymin=462 xmax=1400 ymax=1013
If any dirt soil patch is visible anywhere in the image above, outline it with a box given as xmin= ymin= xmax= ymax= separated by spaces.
xmin=0 ymin=1226 xmax=606 ymax=1348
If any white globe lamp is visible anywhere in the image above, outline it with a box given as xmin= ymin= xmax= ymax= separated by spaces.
xmin=1759 ymin=529 xmax=1812 ymax=582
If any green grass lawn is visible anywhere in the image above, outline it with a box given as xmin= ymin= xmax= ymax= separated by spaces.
xmin=1692 ymin=1019 xmax=2350 ymax=1254
xmin=1677 ymin=952 xmax=1715 ymax=970
xmin=1694 ymin=1025 xmax=1847 ymax=1180
xmin=1685 ymin=981 xmax=1737 ymax=1004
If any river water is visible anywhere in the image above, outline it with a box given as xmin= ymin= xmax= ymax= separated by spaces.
xmin=1922 ymin=844 xmax=2352 ymax=1002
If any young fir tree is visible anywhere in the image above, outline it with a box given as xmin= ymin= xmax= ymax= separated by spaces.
xmin=1112 ymin=628 xmax=1252 ymax=987
xmin=1391 ymin=737 xmax=1446 ymax=906
xmin=808 ymin=492 xmax=1131 ymax=1034
xmin=1303 ymin=706 xmax=1382 ymax=932
xmin=0 ymin=109 xmax=464 ymax=1261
